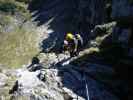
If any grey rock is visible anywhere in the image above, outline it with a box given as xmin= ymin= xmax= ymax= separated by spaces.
xmin=9 ymin=48 xmax=127 ymax=100
xmin=118 ymin=29 xmax=131 ymax=44
xmin=0 ymin=73 xmax=8 ymax=87
xmin=128 ymin=48 xmax=133 ymax=57
xmin=112 ymin=0 xmax=133 ymax=18
xmin=91 ymin=21 xmax=116 ymax=37
xmin=10 ymin=68 xmax=63 ymax=100
xmin=112 ymin=27 xmax=131 ymax=46
xmin=11 ymin=64 xmax=86 ymax=100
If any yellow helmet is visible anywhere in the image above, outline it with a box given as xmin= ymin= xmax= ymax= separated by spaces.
xmin=66 ymin=33 xmax=74 ymax=40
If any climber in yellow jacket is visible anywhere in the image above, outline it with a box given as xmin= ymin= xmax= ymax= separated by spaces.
xmin=63 ymin=33 xmax=83 ymax=57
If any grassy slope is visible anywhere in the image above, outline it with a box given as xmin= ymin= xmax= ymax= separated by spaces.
xmin=0 ymin=27 xmax=38 ymax=68
xmin=0 ymin=0 xmax=39 ymax=68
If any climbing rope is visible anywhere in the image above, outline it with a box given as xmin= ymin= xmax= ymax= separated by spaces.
xmin=83 ymin=72 xmax=90 ymax=100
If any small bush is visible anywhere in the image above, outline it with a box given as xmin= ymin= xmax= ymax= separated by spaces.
xmin=0 ymin=15 xmax=12 ymax=26
xmin=0 ymin=1 xmax=17 ymax=14
xmin=129 ymin=0 xmax=133 ymax=5
xmin=15 ymin=0 xmax=31 ymax=3
xmin=0 ymin=0 xmax=28 ymax=15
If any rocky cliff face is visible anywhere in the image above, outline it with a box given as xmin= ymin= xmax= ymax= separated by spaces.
xmin=28 ymin=0 xmax=106 ymax=51
xmin=112 ymin=0 xmax=133 ymax=19
xmin=0 ymin=0 xmax=132 ymax=100
xmin=1 ymin=52 xmax=122 ymax=100
xmin=112 ymin=0 xmax=133 ymax=99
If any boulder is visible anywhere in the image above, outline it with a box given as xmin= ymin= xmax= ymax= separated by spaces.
xmin=112 ymin=0 xmax=133 ymax=17
xmin=0 ymin=73 xmax=8 ymax=87
xmin=112 ymin=0 xmax=133 ymax=25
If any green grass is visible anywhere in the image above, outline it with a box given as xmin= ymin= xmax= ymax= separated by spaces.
xmin=0 ymin=21 xmax=39 ymax=68
xmin=0 ymin=0 xmax=32 ymax=23
xmin=0 ymin=0 xmax=38 ymax=68
xmin=0 ymin=0 xmax=29 ymax=14
xmin=15 ymin=0 xmax=31 ymax=3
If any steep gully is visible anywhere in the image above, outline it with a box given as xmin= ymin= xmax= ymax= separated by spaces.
xmin=30 ymin=0 xmax=127 ymax=99
xmin=9 ymin=0 xmax=129 ymax=100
